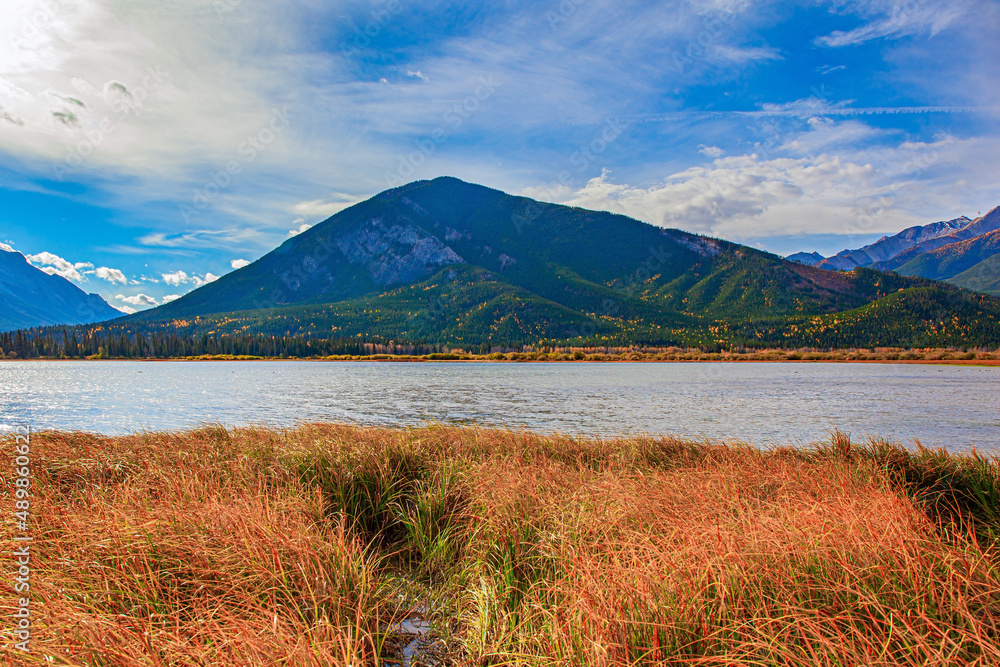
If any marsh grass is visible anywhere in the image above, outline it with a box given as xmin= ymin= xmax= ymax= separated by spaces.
xmin=2 ymin=425 xmax=999 ymax=665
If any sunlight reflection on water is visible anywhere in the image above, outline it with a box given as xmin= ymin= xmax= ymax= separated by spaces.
xmin=0 ymin=360 xmax=997 ymax=451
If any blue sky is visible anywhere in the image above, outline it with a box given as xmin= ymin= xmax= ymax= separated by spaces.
xmin=1 ymin=0 xmax=998 ymax=311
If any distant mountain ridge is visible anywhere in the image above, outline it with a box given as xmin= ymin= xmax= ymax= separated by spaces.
xmin=814 ymin=216 xmax=975 ymax=271
xmin=0 ymin=247 xmax=122 ymax=331
xmin=786 ymin=251 xmax=824 ymax=266
xmin=786 ymin=206 xmax=1000 ymax=298
xmin=874 ymin=207 xmax=1000 ymax=273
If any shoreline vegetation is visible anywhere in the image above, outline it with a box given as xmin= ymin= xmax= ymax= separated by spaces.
xmin=4 ymin=346 xmax=1000 ymax=365
xmin=3 ymin=424 xmax=999 ymax=665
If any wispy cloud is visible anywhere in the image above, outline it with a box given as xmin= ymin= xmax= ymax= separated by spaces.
xmin=292 ymin=196 xmax=362 ymax=220
xmin=709 ymin=45 xmax=782 ymax=64
xmin=139 ymin=228 xmax=264 ymax=249
xmin=817 ymin=0 xmax=974 ymax=47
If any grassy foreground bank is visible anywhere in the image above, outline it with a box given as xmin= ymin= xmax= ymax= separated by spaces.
xmin=3 ymin=425 xmax=1000 ymax=666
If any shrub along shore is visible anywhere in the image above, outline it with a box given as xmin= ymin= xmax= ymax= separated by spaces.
xmin=3 ymin=425 xmax=999 ymax=665
xmin=7 ymin=346 xmax=1000 ymax=364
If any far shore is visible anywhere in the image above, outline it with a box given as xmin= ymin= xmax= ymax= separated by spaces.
xmin=5 ymin=349 xmax=1000 ymax=366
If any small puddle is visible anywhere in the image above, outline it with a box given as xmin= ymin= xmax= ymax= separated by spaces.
xmin=398 ymin=615 xmax=433 ymax=666
xmin=384 ymin=603 xmax=446 ymax=667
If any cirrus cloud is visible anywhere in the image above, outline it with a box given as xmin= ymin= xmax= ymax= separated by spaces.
xmin=817 ymin=0 xmax=974 ymax=47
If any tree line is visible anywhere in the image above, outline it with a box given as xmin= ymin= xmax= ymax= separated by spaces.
xmin=0 ymin=328 xmax=463 ymax=360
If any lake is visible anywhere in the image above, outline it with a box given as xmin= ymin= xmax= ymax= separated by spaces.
xmin=0 ymin=360 xmax=997 ymax=451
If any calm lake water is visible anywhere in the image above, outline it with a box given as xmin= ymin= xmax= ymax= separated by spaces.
xmin=0 ymin=360 xmax=997 ymax=451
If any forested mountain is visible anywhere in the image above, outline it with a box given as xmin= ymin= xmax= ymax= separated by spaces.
xmin=8 ymin=178 xmax=1000 ymax=353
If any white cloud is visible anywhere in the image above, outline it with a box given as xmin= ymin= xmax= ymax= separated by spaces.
xmin=406 ymin=69 xmax=427 ymax=80
xmin=116 ymin=305 xmax=138 ymax=314
xmin=555 ymin=160 xmax=888 ymax=238
xmin=116 ymin=293 xmax=158 ymax=307
xmin=94 ymin=266 xmax=127 ymax=284
xmin=162 ymin=294 xmax=182 ymax=303
xmin=230 ymin=258 xmax=250 ymax=269
xmin=162 ymin=270 xmax=190 ymax=286
xmin=162 ymin=269 xmax=220 ymax=288
xmin=22 ymin=252 xmax=133 ymax=287
xmin=534 ymin=126 xmax=1000 ymax=241
xmin=26 ymin=252 xmax=93 ymax=282
xmin=699 ymin=145 xmax=725 ymax=158
xmin=288 ymin=223 xmax=313 ymax=237
xmin=0 ymin=242 xmax=15 ymax=253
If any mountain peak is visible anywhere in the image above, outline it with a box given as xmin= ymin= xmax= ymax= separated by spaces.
xmin=0 ymin=248 xmax=121 ymax=331
xmin=786 ymin=251 xmax=825 ymax=266
xmin=975 ymin=206 xmax=1000 ymax=223
xmin=107 ymin=179 xmax=1000 ymax=349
